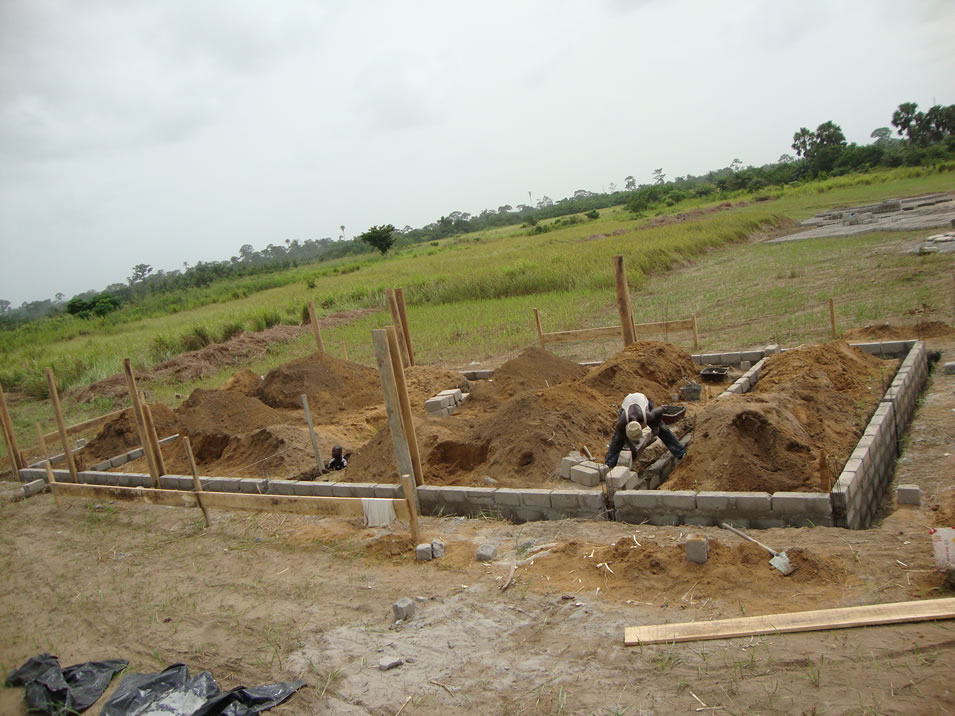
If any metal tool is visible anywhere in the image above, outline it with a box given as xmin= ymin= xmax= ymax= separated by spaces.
xmin=721 ymin=523 xmax=794 ymax=575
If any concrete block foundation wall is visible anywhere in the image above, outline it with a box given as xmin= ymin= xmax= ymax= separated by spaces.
xmin=19 ymin=342 xmax=926 ymax=530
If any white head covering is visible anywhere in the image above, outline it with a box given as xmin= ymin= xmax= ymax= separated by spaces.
xmin=626 ymin=421 xmax=643 ymax=441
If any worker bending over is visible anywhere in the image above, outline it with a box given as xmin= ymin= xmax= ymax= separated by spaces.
xmin=605 ymin=392 xmax=686 ymax=468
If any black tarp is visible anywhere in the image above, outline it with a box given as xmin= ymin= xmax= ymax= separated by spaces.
xmin=4 ymin=653 xmax=128 ymax=715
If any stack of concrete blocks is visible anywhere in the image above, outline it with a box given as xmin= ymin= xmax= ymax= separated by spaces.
xmin=607 ymin=465 xmax=639 ymax=491
xmin=637 ymin=434 xmax=692 ymax=489
xmin=559 ymin=451 xmax=585 ymax=479
xmin=718 ymin=358 xmax=767 ymax=399
xmin=460 ymin=368 xmax=494 ymax=380
xmin=425 ymin=389 xmax=466 ymax=417
xmin=569 ymin=460 xmax=602 ymax=487
xmin=415 ymin=485 xmax=607 ymax=523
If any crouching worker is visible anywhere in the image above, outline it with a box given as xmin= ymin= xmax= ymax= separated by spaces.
xmin=604 ymin=392 xmax=686 ymax=468
xmin=326 ymin=445 xmax=349 ymax=471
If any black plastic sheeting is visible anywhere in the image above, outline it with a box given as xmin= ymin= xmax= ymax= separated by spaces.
xmin=100 ymin=663 xmax=306 ymax=715
xmin=4 ymin=653 xmax=128 ymax=715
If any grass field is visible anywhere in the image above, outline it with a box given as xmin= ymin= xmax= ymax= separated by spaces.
xmin=0 ymin=166 xmax=953 ymax=459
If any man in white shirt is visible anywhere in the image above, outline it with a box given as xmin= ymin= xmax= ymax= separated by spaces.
xmin=604 ymin=392 xmax=686 ymax=468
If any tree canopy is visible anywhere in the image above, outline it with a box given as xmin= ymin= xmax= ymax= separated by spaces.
xmin=358 ymin=224 xmax=396 ymax=255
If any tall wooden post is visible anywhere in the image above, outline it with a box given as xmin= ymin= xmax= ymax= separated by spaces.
xmin=307 ymin=301 xmax=325 ymax=354
xmin=394 ymin=288 xmax=416 ymax=367
xmin=35 ymin=423 xmax=49 ymax=463
xmin=386 ymin=326 xmax=423 ymax=486
xmin=613 ymin=256 xmax=636 ymax=347
xmin=692 ymin=314 xmax=700 ymax=350
xmin=533 ymin=309 xmax=545 ymax=349
xmin=142 ymin=405 xmax=166 ymax=476
xmin=44 ymin=460 xmax=61 ymax=508
xmin=829 ymin=298 xmax=837 ymax=339
xmin=341 ymin=341 xmax=349 ymax=362
xmin=0 ymin=382 xmax=24 ymax=475
xmin=385 ymin=289 xmax=411 ymax=368
xmin=400 ymin=472 xmax=421 ymax=544
xmin=301 ymin=394 xmax=323 ymax=473
xmin=44 ymin=368 xmax=78 ymax=483
xmin=182 ymin=436 xmax=211 ymax=528
xmin=122 ymin=358 xmax=159 ymax=487
xmin=371 ymin=329 xmax=415 ymax=484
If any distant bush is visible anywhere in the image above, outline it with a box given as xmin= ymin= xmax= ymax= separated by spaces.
xmin=149 ymin=335 xmax=179 ymax=363
xmin=180 ymin=325 xmax=213 ymax=351
xmin=586 ymin=209 xmax=600 ymax=219
xmin=217 ymin=321 xmax=245 ymax=343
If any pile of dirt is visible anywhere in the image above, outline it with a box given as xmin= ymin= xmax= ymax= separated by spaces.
xmin=403 ymin=365 xmax=470 ymax=405
xmin=842 ymin=321 xmax=954 ymax=340
xmin=162 ymin=424 xmax=315 ymax=478
xmin=78 ymin=403 xmax=179 ymax=467
xmin=666 ymin=342 xmax=897 ymax=493
xmin=530 ymin=538 xmax=842 ymax=600
xmin=345 ymin=343 xmax=696 ymax=487
xmin=175 ymin=389 xmax=285 ymax=436
xmin=220 ymin=369 xmax=263 ymax=395
xmin=256 ymin=352 xmax=380 ymax=412
xmin=581 ymin=341 xmax=698 ymax=403
xmin=489 ymin=347 xmax=588 ymax=398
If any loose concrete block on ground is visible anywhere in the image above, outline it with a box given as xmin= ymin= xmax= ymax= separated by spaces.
xmin=476 ymin=544 xmax=496 ymax=562
xmin=685 ymin=535 xmax=708 ymax=564
xmin=897 ymin=484 xmax=921 ymax=505
xmin=570 ymin=463 xmax=600 ymax=487
xmin=393 ymin=597 xmax=416 ymax=620
xmin=431 ymin=539 xmax=446 ymax=558
xmin=607 ymin=466 xmax=637 ymax=491
xmin=415 ymin=543 xmax=433 ymax=561
xmin=22 ymin=479 xmax=47 ymax=498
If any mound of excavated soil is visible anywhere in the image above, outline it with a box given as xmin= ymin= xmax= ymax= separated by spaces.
xmin=257 ymin=352 xmax=380 ymax=412
xmin=403 ymin=365 xmax=470 ymax=405
xmin=78 ymin=404 xmax=180 ymax=467
xmin=665 ymin=341 xmax=897 ymax=493
xmin=175 ymin=389 xmax=285 ymax=436
xmin=842 ymin=321 xmax=954 ymax=340
xmin=221 ymin=369 xmax=264 ymax=395
xmin=343 ymin=343 xmax=695 ymax=487
xmin=490 ymin=347 xmax=588 ymax=398
xmin=581 ymin=341 xmax=698 ymax=403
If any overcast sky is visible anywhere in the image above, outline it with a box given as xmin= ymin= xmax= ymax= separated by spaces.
xmin=1 ymin=0 xmax=952 ymax=305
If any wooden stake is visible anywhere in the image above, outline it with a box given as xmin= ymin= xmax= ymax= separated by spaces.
xmin=372 ymin=329 xmax=415 ymax=483
xmin=0 ymin=382 xmax=24 ymax=473
xmin=613 ymin=256 xmax=636 ymax=347
xmin=44 ymin=368 xmax=78 ymax=483
xmin=142 ymin=404 xmax=166 ymax=476
xmin=43 ymin=460 xmax=61 ymax=508
xmin=533 ymin=308 xmax=545 ymax=349
xmin=692 ymin=314 xmax=700 ymax=350
xmin=182 ymin=436 xmax=210 ymax=528
xmin=385 ymin=289 xmax=411 ymax=368
xmin=301 ymin=393 xmax=324 ymax=473
xmin=386 ymin=326 xmax=423 ymax=486
xmin=122 ymin=358 xmax=159 ymax=487
xmin=341 ymin=340 xmax=348 ymax=362
xmin=395 ymin=288 xmax=415 ymax=366
xmin=829 ymin=297 xmax=837 ymax=339
xmin=400 ymin=472 xmax=421 ymax=544
xmin=307 ymin=301 xmax=325 ymax=354
xmin=35 ymin=422 xmax=49 ymax=463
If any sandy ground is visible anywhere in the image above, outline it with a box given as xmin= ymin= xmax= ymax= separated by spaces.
xmin=1 ymin=335 xmax=953 ymax=714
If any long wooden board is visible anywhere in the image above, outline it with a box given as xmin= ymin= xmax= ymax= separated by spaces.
xmin=51 ymin=482 xmax=411 ymax=520
xmin=624 ymin=598 xmax=955 ymax=646
xmin=541 ymin=318 xmax=697 ymax=345
xmin=41 ymin=408 xmax=126 ymax=444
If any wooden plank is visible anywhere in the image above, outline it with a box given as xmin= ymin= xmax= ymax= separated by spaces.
xmin=632 ymin=318 xmax=695 ymax=336
xmin=142 ymin=404 xmax=166 ymax=476
xmin=307 ymin=301 xmax=325 ymax=353
xmin=542 ymin=325 xmax=623 ymax=344
xmin=386 ymin=326 xmax=423 ymax=486
xmin=395 ymin=287 xmax=415 ymax=367
xmin=182 ymin=436 xmax=210 ymax=527
xmin=35 ymin=423 xmax=49 ymax=464
xmin=400 ymin=472 xmax=421 ymax=544
xmin=829 ymin=297 xmax=837 ymax=338
xmin=122 ymin=359 xmax=159 ymax=486
xmin=533 ymin=308 xmax=545 ymax=349
xmin=385 ymin=289 xmax=411 ymax=368
xmin=624 ymin=598 xmax=955 ymax=646
xmin=301 ymin=393 xmax=323 ymax=471
xmin=372 ymin=329 xmax=415 ymax=483
xmin=0 ymin=382 xmax=24 ymax=472
xmin=43 ymin=460 xmax=61 ymax=509
xmin=41 ymin=408 xmax=126 ymax=444
xmin=692 ymin=314 xmax=700 ymax=350
xmin=44 ymin=368 xmax=79 ymax=483
xmin=613 ymin=256 xmax=636 ymax=347
xmin=51 ymin=481 xmax=411 ymax=519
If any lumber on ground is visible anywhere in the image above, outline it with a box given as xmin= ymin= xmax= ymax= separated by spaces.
xmin=50 ymin=482 xmax=412 ymax=520
xmin=624 ymin=598 xmax=955 ymax=646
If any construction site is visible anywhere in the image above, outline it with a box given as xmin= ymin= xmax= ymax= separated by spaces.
xmin=2 ymin=252 xmax=954 ymax=714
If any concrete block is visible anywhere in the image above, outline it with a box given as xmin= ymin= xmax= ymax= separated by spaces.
xmin=329 ymin=483 xmax=354 ymax=497
xmin=741 ymin=350 xmax=762 ymax=364
xmin=577 ymin=491 xmax=607 ymax=516
xmin=476 ymin=544 xmax=496 ymax=562
xmin=90 ymin=461 xmax=111 ymax=472
xmin=735 ymin=492 xmax=773 ymax=513
xmin=438 ymin=388 xmax=463 ymax=403
xmin=493 ymin=488 xmax=522 ymax=506
xmin=118 ymin=473 xmax=152 ymax=488
xmin=740 ymin=361 xmax=752 ymax=371
xmin=763 ymin=344 xmax=780 ymax=355
xmin=437 ymin=486 xmax=470 ymax=503
xmin=942 ymin=361 xmax=955 ymax=375
xmin=127 ymin=448 xmax=145 ymax=461
xmin=431 ymin=539 xmax=446 ymax=558
xmin=521 ymin=489 xmax=553 ymax=508
xmin=292 ymin=481 xmax=319 ymax=496
xmin=685 ymin=535 xmax=708 ymax=564
xmin=81 ymin=472 xmax=109 ymax=486
xmin=267 ymin=479 xmax=296 ymax=496
xmin=22 ymin=479 xmax=47 ymax=498
xmin=550 ymin=491 xmax=581 ymax=510
xmin=374 ymin=484 xmax=400 ymax=498
xmin=658 ymin=491 xmax=696 ymax=510
xmin=695 ymin=492 xmax=731 ymax=511
xmin=415 ymin=544 xmax=433 ymax=561
xmin=570 ymin=463 xmax=600 ymax=487
xmin=721 ymin=352 xmax=742 ymax=366
xmin=109 ymin=455 xmax=128 ymax=468
xmin=880 ymin=341 xmax=907 ymax=356
xmin=350 ymin=483 xmax=378 ymax=498
xmin=700 ymin=353 xmax=721 ymax=364
xmin=393 ymin=596 xmax=416 ymax=619
xmin=237 ymin=478 xmax=266 ymax=494
xmin=897 ymin=484 xmax=921 ymax=506
xmin=618 ymin=450 xmax=632 ymax=469
xmin=649 ymin=513 xmax=681 ymax=526
xmin=771 ymin=492 xmax=832 ymax=517
xmin=607 ymin=466 xmax=637 ymax=491
xmin=464 ymin=488 xmax=496 ymax=505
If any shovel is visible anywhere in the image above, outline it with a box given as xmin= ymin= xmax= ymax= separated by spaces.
xmin=721 ymin=523 xmax=795 ymax=576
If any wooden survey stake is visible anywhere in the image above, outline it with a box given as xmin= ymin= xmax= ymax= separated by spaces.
xmin=613 ymin=256 xmax=636 ymax=347
xmin=385 ymin=289 xmax=411 ymax=368
xmin=182 ymin=436 xmax=210 ymax=528
xmin=394 ymin=288 xmax=415 ymax=366
xmin=142 ymin=404 xmax=166 ymax=476
xmin=122 ymin=358 xmax=159 ymax=487
xmin=533 ymin=308 xmax=544 ymax=349
xmin=386 ymin=326 xmax=423 ymax=486
xmin=371 ymin=329 xmax=415 ymax=484
xmin=44 ymin=460 xmax=61 ymax=508
xmin=829 ymin=297 xmax=837 ymax=339
xmin=44 ymin=368 xmax=78 ymax=483
xmin=0 ymin=382 xmax=24 ymax=473
xmin=301 ymin=393 xmax=323 ymax=472
xmin=400 ymin=472 xmax=421 ymax=544
xmin=307 ymin=301 xmax=325 ymax=353
xmin=624 ymin=597 xmax=955 ymax=646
